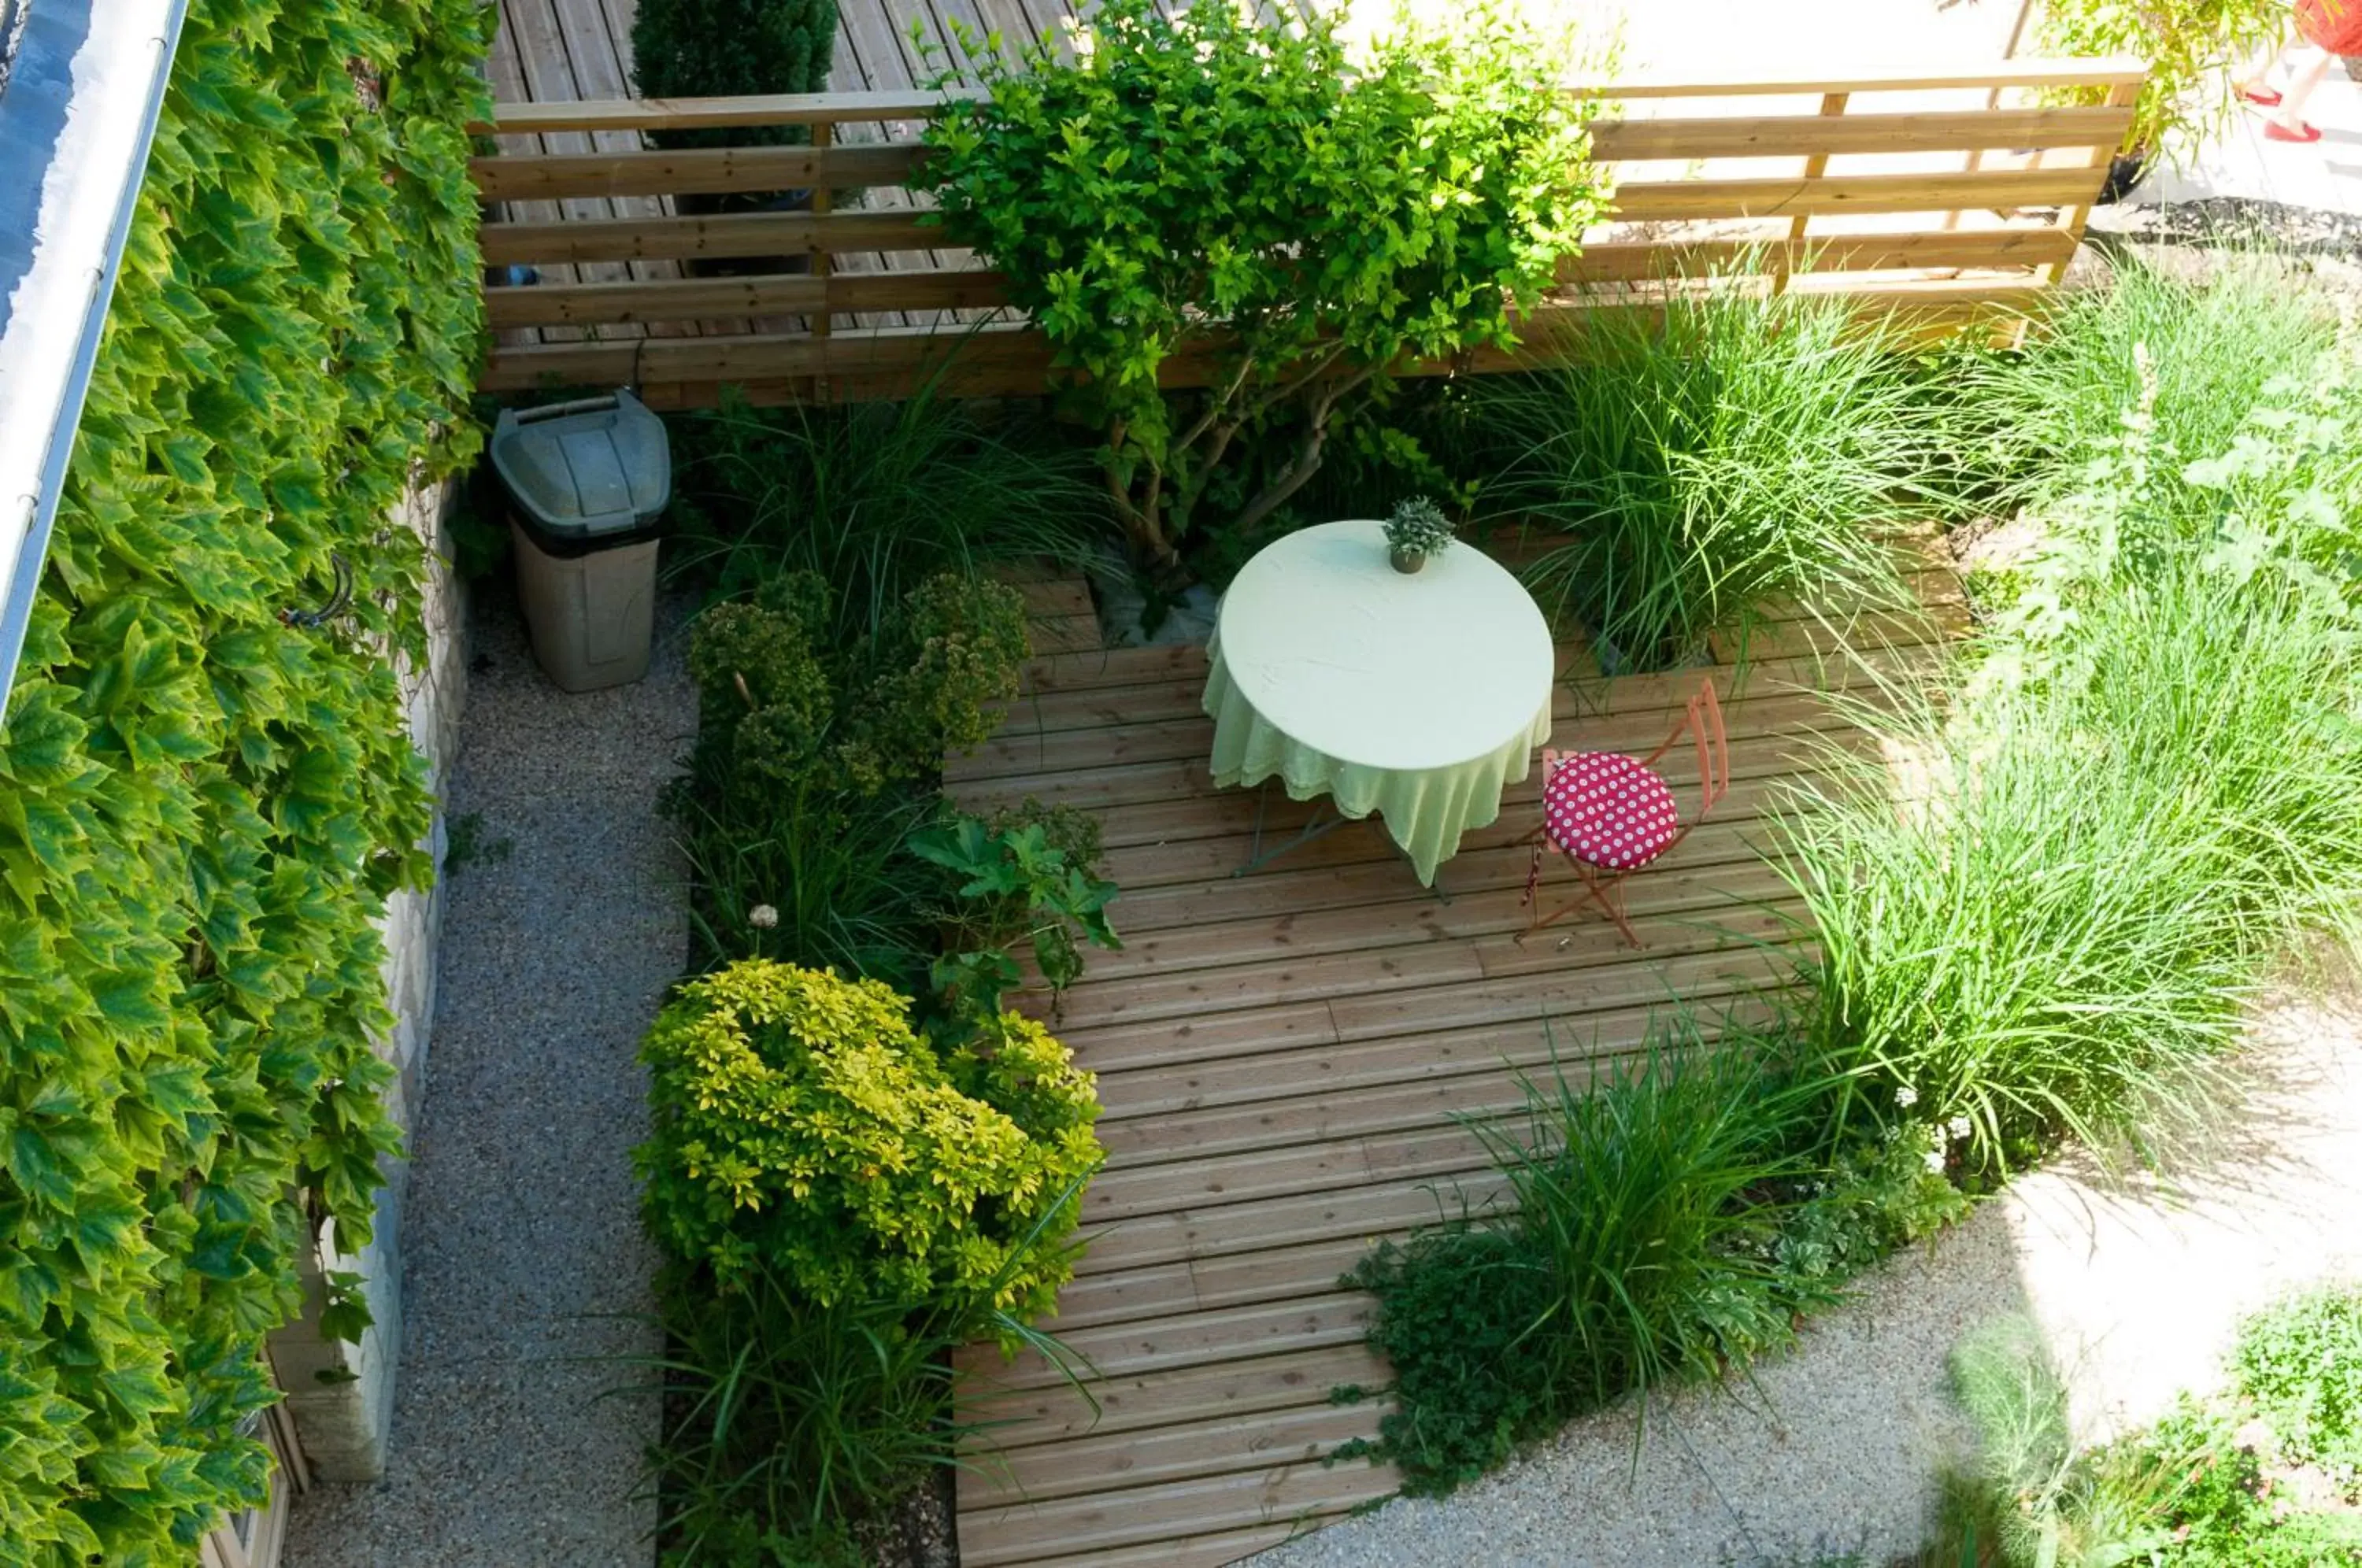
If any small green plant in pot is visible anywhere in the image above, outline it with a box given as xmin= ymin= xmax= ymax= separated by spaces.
xmin=1383 ymin=496 xmax=1457 ymax=575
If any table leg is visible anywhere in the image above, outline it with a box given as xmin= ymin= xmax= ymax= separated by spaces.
xmin=1234 ymin=790 xmax=1354 ymax=877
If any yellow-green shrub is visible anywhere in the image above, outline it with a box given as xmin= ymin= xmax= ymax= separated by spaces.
xmin=636 ymin=960 xmax=1101 ymax=1324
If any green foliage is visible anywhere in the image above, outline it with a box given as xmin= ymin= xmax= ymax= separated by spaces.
xmin=641 ymin=1267 xmax=953 ymax=1567
xmin=1946 ymin=252 xmax=2336 ymax=522
xmin=922 ymin=0 xmax=1612 ymax=565
xmin=665 ymin=386 xmax=1108 ymax=645
xmin=0 ymin=0 xmax=485 ymax=1550
xmin=1938 ymin=1292 xmax=2362 ymax=1567
xmin=1336 ymin=1030 xmax=1964 ymax=1494
xmin=1382 ymin=497 xmax=1457 ymax=561
xmin=672 ymin=568 xmax=1030 ymax=979
xmin=636 ymin=960 xmax=1103 ymax=1329
xmin=1475 ymin=271 xmax=1939 ymax=668
xmin=689 ymin=569 xmax=1027 ymax=803
xmin=909 ymin=811 xmax=1120 ymax=1018
xmin=630 ymin=0 xmax=837 ymax=150
xmin=2035 ymin=0 xmax=2290 ymax=160
xmin=2233 ymin=1286 xmax=2362 ymax=1481
xmin=1784 ymin=319 xmax=2362 ymax=1177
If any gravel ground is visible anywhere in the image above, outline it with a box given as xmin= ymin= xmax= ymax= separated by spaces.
xmin=1252 ymin=968 xmax=2362 ymax=1568
xmin=283 ymin=586 xmax=694 ymax=1568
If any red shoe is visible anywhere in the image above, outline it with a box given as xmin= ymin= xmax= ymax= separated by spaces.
xmin=2242 ymin=84 xmax=2284 ymax=106
xmin=2264 ymin=119 xmax=2323 ymax=142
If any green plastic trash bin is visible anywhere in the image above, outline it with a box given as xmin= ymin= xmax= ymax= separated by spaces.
xmin=489 ymin=390 xmax=671 ymax=693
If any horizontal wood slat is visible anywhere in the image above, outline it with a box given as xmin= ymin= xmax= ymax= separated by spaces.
xmin=1587 ymin=102 xmax=2134 ymax=161
xmin=1560 ymin=226 xmax=2076 ymax=283
xmin=1609 ymin=165 xmax=2102 ymax=222
xmin=477 ymin=280 xmax=2042 ymax=391
xmin=479 ymin=208 xmax=938 ymax=265
xmin=468 ymin=57 xmax=2146 ymax=134
xmin=484 ymin=266 xmax=1011 ymax=327
xmin=1568 ymin=54 xmax=2145 ymax=98
xmin=471 ymin=141 xmax=928 ymax=201
xmin=471 ymin=88 xmax=972 ymax=133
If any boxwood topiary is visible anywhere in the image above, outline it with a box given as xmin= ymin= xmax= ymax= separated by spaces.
xmin=0 ymin=0 xmax=488 ymax=1552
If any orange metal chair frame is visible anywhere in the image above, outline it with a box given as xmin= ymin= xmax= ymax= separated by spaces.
xmin=1519 ymin=676 xmax=1731 ymax=949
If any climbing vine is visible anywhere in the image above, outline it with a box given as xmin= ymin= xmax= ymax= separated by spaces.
xmin=0 ymin=0 xmax=487 ymax=1552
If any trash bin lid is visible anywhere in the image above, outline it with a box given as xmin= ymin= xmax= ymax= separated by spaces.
xmin=490 ymin=390 xmax=672 ymax=539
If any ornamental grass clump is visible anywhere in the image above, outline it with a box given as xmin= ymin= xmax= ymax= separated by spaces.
xmin=1783 ymin=316 xmax=2362 ymax=1175
xmin=636 ymin=959 xmax=1104 ymax=1329
xmin=1338 ymin=1026 xmax=1964 ymax=1494
xmin=1476 ymin=267 xmax=1943 ymax=668
xmin=1944 ymin=250 xmax=2336 ymax=522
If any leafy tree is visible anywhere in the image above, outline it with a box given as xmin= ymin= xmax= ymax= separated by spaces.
xmin=921 ymin=0 xmax=1612 ymax=571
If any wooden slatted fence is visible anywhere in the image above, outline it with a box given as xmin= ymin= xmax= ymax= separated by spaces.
xmin=469 ymin=56 xmax=2144 ymax=406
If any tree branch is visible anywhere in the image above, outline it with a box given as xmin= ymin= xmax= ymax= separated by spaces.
xmin=1228 ymin=365 xmax=1377 ymax=538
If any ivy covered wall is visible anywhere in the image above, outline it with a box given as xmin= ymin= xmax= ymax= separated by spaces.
xmin=0 ymin=0 xmax=487 ymax=1552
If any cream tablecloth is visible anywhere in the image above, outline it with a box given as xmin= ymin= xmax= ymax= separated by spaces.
xmin=1203 ymin=520 xmax=1555 ymax=884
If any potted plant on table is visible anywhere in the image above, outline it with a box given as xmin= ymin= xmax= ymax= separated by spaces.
xmin=1385 ymin=497 xmax=1457 ymax=574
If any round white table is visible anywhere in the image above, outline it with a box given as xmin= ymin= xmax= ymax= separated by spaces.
xmin=1202 ymin=520 xmax=1557 ymax=885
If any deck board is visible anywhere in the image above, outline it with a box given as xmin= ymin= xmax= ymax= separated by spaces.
xmin=942 ymin=547 xmax=1957 ymax=1566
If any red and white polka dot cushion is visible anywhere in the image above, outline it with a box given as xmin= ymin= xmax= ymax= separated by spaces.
xmin=1542 ymin=753 xmax=1680 ymax=870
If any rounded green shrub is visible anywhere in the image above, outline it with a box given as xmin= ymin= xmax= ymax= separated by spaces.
xmin=637 ymin=960 xmax=1101 ymax=1324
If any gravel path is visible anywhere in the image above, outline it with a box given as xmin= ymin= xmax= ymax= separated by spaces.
xmin=284 ymin=590 xmax=693 ymax=1568
xmin=1253 ymin=971 xmax=2362 ymax=1568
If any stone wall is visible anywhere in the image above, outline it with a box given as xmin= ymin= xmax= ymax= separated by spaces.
xmin=265 ymin=474 xmax=467 ymax=1481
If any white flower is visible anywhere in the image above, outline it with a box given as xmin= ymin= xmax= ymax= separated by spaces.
xmin=1923 ymin=1146 xmax=1947 ymax=1174
xmin=1894 ymin=1083 xmax=1919 ymax=1109
xmin=749 ymin=904 xmax=779 ymax=930
xmin=1946 ymin=1115 xmax=1973 ymax=1143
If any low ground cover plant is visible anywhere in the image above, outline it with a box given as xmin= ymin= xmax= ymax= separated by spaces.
xmin=1938 ymin=1287 xmax=2362 ymax=1566
xmin=1476 ymin=273 xmax=1945 ymax=668
xmin=1338 ymin=1026 xmax=1965 ymax=1495
xmin=922 ymin=0 xmax=1612 ymax=572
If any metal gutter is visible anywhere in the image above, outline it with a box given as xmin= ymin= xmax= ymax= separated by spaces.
xmin=0 ymin=0 xmax=190 ymax=716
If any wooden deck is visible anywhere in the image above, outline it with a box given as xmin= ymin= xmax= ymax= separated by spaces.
xmin=942 ymin=553 xmax=1964 ymax=1567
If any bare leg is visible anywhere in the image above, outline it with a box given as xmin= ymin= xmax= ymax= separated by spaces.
xmin=2235 ymin=31 xmax=2291 ymax=97
xmin=2273 ymin=43 xmax=2337 ymax=131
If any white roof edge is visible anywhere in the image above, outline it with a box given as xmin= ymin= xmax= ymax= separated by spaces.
xmin=0 ymin=0 xmax=190 ymax=717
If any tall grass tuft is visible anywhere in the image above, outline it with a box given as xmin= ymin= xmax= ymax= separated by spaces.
xmin=1783 ymin=560 xmax=2362 ymax=1171
xmin=1945 ymin=248 xmax=2335 ymax=518
xmin=666 ymin=381 xmax=1108 ymax=644
xmin=1338 ymin=1021 xmax=1960 ymax=1494
xmin=1474 ymin=268 xmax=1946 ymax=667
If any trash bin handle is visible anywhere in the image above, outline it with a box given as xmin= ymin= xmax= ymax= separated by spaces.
xmin=509 ymin=395 xmax=624 ymax=425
